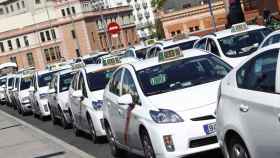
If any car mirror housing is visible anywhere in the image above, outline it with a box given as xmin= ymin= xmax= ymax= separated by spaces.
xmin=118 ymin=94 xmax=133 ymax=106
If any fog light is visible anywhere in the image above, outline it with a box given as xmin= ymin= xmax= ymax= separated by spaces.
xmin=163 ymin=135 xmax=175 ymax=152
xmin=43 ymin=104 xmax=49 ymax=112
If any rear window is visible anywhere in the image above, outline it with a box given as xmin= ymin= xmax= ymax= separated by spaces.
xmin=87 ymin=67 xmax=117 ymax=91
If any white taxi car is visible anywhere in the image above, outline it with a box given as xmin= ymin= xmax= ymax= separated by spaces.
xmin=5 ymin=74 xmax=15 ymax=107
xmin=258 ymin=30 xmax=280 ymax=49
xmin=69 ymin=56 xmax=138 ymax=143
xmin=216 ymin=43 xmax=280 ymax=158
xmin=103 ymin=48 xmax=232 ymax=158
xmin=29 ymin=70 xmax=58 ymax=119
xmin=194 ymin=23 xmax=272 ymax=67
xmin=0 ymin=76 xmax=6 ymax=105
xmin=146 ymin=35 xmax=200 ymax=59
xmin=48 ymin=69 xmax=75 ymax=128
xmin=16 ymin=74 xmax=33 ymax=115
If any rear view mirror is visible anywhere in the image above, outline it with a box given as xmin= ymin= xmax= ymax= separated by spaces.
xmin=72 ymin=90 xmax=83 ymax=98
xmin=118 ymin=94 xmax=133 ymax=106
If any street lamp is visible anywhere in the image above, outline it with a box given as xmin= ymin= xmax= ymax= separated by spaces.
xmin=207 ymin=0 xmax=217 ymax=32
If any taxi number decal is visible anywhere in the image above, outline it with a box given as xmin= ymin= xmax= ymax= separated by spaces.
xmin=150 ymin=74 xmax=167 ymax=86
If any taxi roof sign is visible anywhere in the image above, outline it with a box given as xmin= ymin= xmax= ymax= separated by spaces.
xmin=159 ymin=47 xmax=183 ymax=62
xmin=231 ymin=23 xmax=248 ymax=33
xmin=144 ymin=39 xmax=157 ymax=46
xmin=103 ymin=56 xmax=121 ymax=66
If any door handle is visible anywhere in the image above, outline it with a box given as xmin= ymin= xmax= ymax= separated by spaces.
xmin=240 ymin=104 xmax=249 ymax=112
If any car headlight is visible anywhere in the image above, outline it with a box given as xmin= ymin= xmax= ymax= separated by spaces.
xmin=39 ymin=93 xmax=48 ymax=99
xmin=92 ymin=100 xmax=103 ymax=111
xmin=150 ymin=109 xmax=184 ymax=124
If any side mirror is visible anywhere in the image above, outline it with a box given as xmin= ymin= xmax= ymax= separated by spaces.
xmin=48 ymin=89 xmax=55 ymax=94
xmin=72 ymin=90 xmax=83 ymax=98
xmin=29 ymin=87 xmax=35 ymax=92
xmin=118 ymin=94 xmax=133 ymax=106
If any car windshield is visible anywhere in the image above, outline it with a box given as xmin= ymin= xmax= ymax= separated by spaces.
xmin=87 ymin=67 xmax=117 ymax=92
xmin=164 ymin=40 xmax=197 ymax=51
xmin=137 ymin=54 xmax=232 ymax=96
xmin=38 ymin=72 xmax=54 ymax=87
xmin=83 ymin=54 xmax=107 ymax=65
xmin=59 ymin=72 xmax=74 ymax=92
xmin=20 ymin=77 xmax=32 ymax=90
xmin=8 ymin=78 xmax=13 ymax=87
xmin=218 ymin=28 xmax=272 ymax=58
xmin=136 ymin=48 xmax=149 ymax=59
xmin=0 ymin=78 xmax=6 ymax=86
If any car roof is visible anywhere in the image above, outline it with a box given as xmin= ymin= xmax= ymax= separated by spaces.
xmin=155 ymin=36 xmax=200 ymax=48
xmin=208 ymin=25 xmax=266 ymax=39
xmin=57 ymin=69 xmax=74 ymax=76
xmin=131 ymin=48 xmax=209 ymax=71
xmin=82 ymin=52 xmax=108 ymax=59
xmin=85 ymin=57 xmax=140 ymax=73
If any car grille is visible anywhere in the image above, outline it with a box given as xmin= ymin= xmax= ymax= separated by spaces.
xmin=190 ymin=115 xmax=215 ymax=121
xmin=189 ymin=136 xmax=218 ymax=148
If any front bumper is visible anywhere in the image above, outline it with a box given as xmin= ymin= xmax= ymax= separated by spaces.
xmin=146 ymin=120 xmax=219 ymax=158
xmin=21 ymin=101 xmax=33 ymax=112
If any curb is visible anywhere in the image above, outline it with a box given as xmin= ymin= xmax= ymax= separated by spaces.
xmin=0 ymin=110 xmax=95 ymax=158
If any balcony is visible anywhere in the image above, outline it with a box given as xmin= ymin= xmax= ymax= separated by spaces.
xmin=135 ymin=3 xmax=141 ymax=10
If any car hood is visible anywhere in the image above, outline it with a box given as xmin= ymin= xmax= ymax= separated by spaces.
xmin=147 ymin=80 xmax=220 ymax=112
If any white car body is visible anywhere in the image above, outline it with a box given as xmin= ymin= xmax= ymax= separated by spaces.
xmin=0 ymin=76 xmax=7 ymax=104
xmin=103 ymin=49 xmax=232 ymax=158
xmin=194 ymin=24 xmax=271 ymax=67
xmin=216 ymin=44 xmax=280 ymax=158
xmin=48 ymin=69 xmax=75 ymax=127
xmin=30 ymin=70 xmax=57 ymax=118
xmin=259 ymin=30 xmax=280 ymax=49
xmin=16 ymin=74 xmax=33 ymax=114
xmin=146 ymin=36 xmax=200 ymax=59
xmin=5 ymin=74 xmax=15 ymax=106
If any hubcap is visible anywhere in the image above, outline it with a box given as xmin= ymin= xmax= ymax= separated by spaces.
xmin=232 ymin=144 xmax=248 ymax=158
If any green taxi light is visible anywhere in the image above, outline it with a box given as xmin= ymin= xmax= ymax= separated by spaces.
xmin=103 ymin=56 xmax=121 ymax=66
xmin=144 ymin=39 xmax=157 ymax=46
xmin=231 ymin=23 xmax=248 ymax=33
xmin=159 ymin=47 xmax=183 ymax=62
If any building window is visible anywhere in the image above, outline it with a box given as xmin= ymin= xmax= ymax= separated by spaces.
xmin=66 ymin=8 xmax=71 ymax=15
xmin=0 ymin=42 xmax=4 ymax=52
xmin=10 ymin=56 xmax=17 ymax=63
xmin=71 ymin=30 xmax=76 ymax=39
xmin=195 ymin=26 xmax=200 ymax=31
xmin=189 ymin=27 xmax=194 ymax=32
xmin=71 ymin=7 xmax=76 ymax=14
xmin=51 ymin=29 xmax=56 ymax=39
xmin=44 ymin=46 xmax=61 ymax=63
xmin=46 ymin=31 xmax=51 ymax=41
xmin=5 ymin=7 xmax=9 ymax=13
xmin=16 ymin=2 xmax=20 ymax=10
xmin=26 ymin=52 xmax=34 ymax=66
xmin=21 ymin=1 xmax=25 ymax=8
xmin=61 ymin=9 xmax=65 ymax=17
xmin=177 ymin=30 xmax=181 ymax=34
xmin=40 ymin=32 xmax=45 ymax=42
xmin=35 ymin=0 xmax=41 ymax=4
xmin=16 ymin=38 xmax=21 ymax=48
xmin=7 ymin=40 xmax=13 ymax=50
xmin=24 ymin=36 xmax=29 ymax=46
xmin=0 ymin=8 xmax=4 ymax=15
xmin=76 ymin=49 xmax=80 ymax=57
xmin=10 ymin=5 xmax=14 ymax=12
xmin=171 ymin=31 xmax=176 ymax=37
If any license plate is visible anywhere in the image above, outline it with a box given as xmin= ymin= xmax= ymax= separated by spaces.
xmin=203 ymin=123 xmax=216 ymax=135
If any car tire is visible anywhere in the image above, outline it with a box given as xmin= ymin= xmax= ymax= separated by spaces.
xmin=87 ymin=116 xmax=97 ymax=144
xmin=228 ymin=136 xmax=250 ymax=158
xmin=140 ymin=129 xmax=156 ymax=158
xmin=105 ymin=122 xmax=123 ymax=157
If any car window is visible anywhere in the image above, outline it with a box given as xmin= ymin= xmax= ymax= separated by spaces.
xmin=194 ymin=38 xmax=207 ymax=50
xmin=207 ymin=39 xmax=220 ymax=56
xmin=15 ymin=78 xmax=20 ymax=89
xmin=59 ymin=72 xmax=74 ymax=92
xmin=109 ymin=69 xmax=123 ymax=96
xmin=20 ymin=77 xmax=32 ymax=90
xmin=122 ymin=69 xmax=140 ymax=105
xmin=78 ymin=74 xmax=88 ymax=98
xmin=262 ymin=34 xmax=280 ymax=48
xmin=237 ymin=49 xmax=279 ymax=93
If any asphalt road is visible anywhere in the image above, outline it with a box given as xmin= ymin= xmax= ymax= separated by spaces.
xmin=0 ymin=104 xmax=224 ymax=158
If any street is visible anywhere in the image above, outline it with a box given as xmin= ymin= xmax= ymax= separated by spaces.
xmin=0 ymin=105 xmax=223 ymax=158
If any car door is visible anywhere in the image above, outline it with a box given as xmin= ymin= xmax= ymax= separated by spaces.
xmin=105 ymin=68 xmax=124 ymax=144
xmin=79 ymin=74 xmax=90 ymax=131
xmin=234 ymin=48 xmax=280 ymax=158
xmin=121 ymin=69 xmax=143 ymax=149
xmin=72 ymin=72 xmax=83 ymax=128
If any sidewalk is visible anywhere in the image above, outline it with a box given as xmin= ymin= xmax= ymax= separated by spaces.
xmin=0 ymin=110 xmax=94 ymax=158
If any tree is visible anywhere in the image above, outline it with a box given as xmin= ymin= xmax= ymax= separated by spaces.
xmin=151 ymin=0 xmax=166 ymax=39
xmin=151 ymin=0 xmax=166 ymax=9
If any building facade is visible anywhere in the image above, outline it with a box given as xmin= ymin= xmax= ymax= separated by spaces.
xmin=107 ymin=0 xmax=155 ymax=40
xmin=0 ymin=0 xmax=138 ymax=70
xmin=160 ymin=0 xmax=280 ymax=39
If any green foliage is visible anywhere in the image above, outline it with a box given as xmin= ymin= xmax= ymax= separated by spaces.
xmin=151 ymin=0 xmax=166 ymax=9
